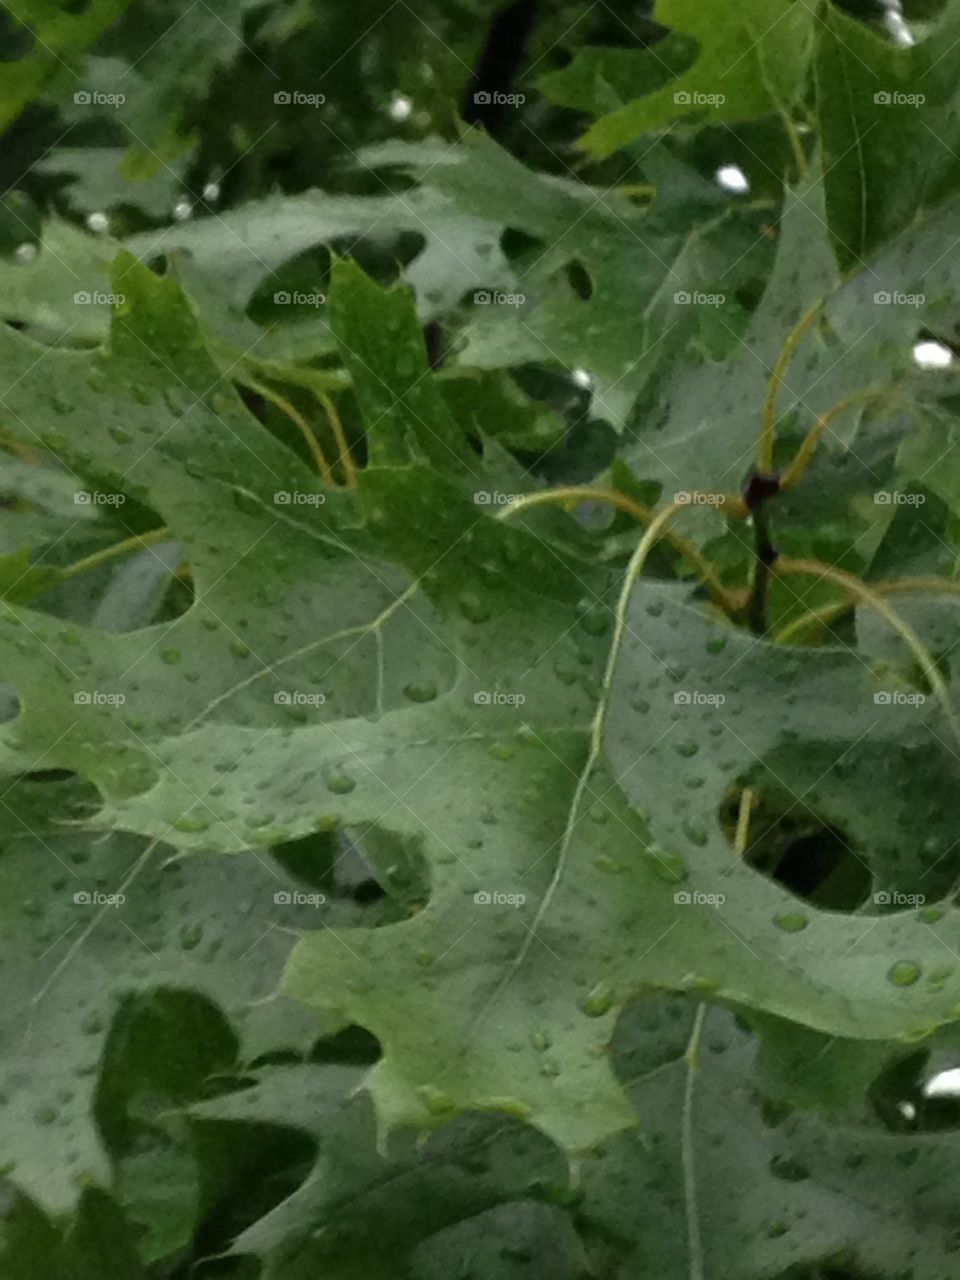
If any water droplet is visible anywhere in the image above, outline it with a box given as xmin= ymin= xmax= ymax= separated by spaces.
xmin=580 ymin=611 xmax=609 ymax=637
xmin=594 ymin=855 xmax=624 ymax=874
xmin=416 ymin=1084 xmax=454 ymax=1114
xmin=404 ymin=681 xmax=437 ymax=703
xmin=889 ymin=960 xmax=921 ymax=986
xmin=774 ymin=911 xmax=808 ymax=932
xmin=459 ymin=592 xmax=490 ymax=624
xmin=325 ymin=770 xmax=356 ymax=795
xmin=179 ymin=922 xmax=204 ymax=950
xmin=173 ymin=814 xmax=209 ymax=833
xmin=682 ymin=822 xmax=708 ymax=847
xmin=647 ymin=848 xmax=687 ymax=883
xmin=583 ymin=984 xmax=613 ymax=1017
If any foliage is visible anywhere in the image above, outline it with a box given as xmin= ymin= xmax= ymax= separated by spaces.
xmin=3 ymin=1 xmax=960 ymax=1277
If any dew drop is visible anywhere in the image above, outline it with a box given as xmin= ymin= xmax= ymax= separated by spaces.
xmin=325 ymin=770 xmax=356 ymax=795
xmin=404 ymin=681 xmax=437 ymax=703
xmin=583 ymin=984 xmax=613 ymax=1017
xmin=647 ymin=848 xmax=687 ymax=883
xmin=173 ymin=814 xmax=209 ymax=833
xmin=459 ymin=592 xmax=490 ymax=624
xmin=416 ymin=1084 xmax=454 ymax=1114
xmin=889 ymin=960 xmax=921 ymax=986
xmin=774 ymin=911 xmax=808 ymax=932
xmin=179 ymin=922 xmax=204 ymax=950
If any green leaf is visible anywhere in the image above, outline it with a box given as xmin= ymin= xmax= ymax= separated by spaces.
xmin=579 ymin=0 xmax=818 ymax=159
xmin=190 ymin=1064 xmax=568 ymax=1279
xmin=0 ymin=0 xmax=133 ymax=131
xmin=816 ymin=1 xmax=960 ymax=266
xmin=3 ymin=254 xmax=960 ymax=1172
xmin=0 ymin=776 xmax=314 ymax=1213
xmin=539 ymin=38 xmax=697 ymax=118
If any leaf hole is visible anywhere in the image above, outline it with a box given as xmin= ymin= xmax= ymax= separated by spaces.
xmin=871 ymin=1049 xmax=960 ymax=1133
xmin=563 ymin=258 xmax=593 ymax=300
xmin=720 ymin=786 xmax=870 ymax=911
